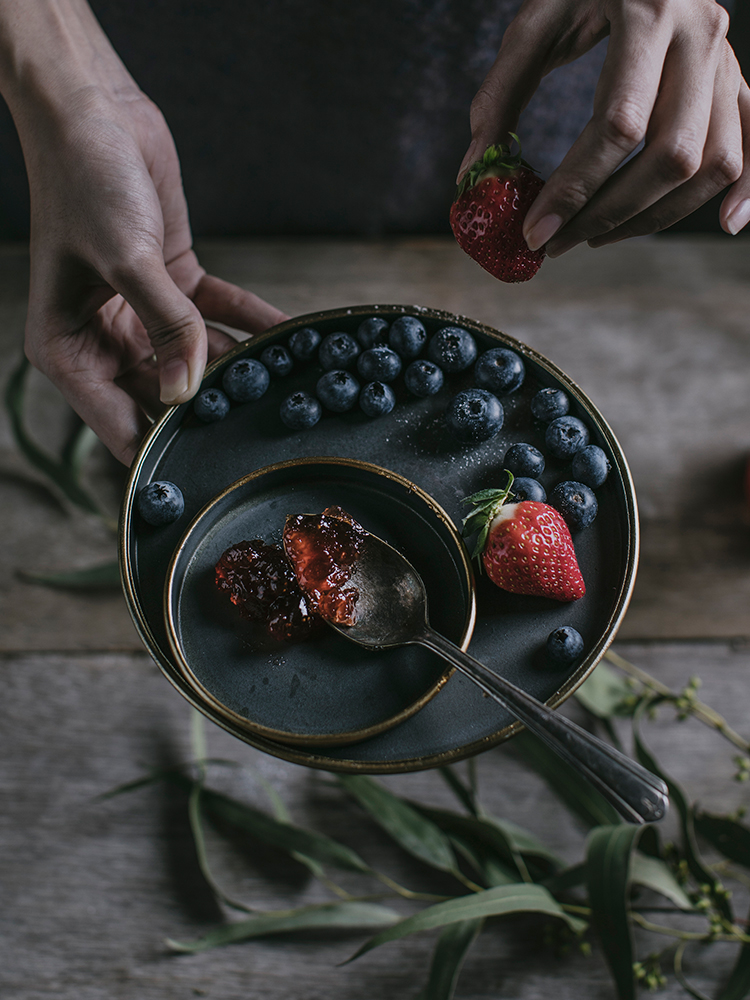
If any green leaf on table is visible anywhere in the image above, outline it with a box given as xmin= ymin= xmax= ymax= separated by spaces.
xmin=574 ymin=660 xmax=634 ymax=719
xmin=439 ymin=766 xmax=480 ymax=817
xmin=414 ymin=805 xmax=529 ymax=884
xmin=19 ymin=560 xmax=121 ymax=590
xmin=337 ymin=775 xmax=460 ymax=877
xmin=167 ymin=901 xmax=400 ymax=954
xmin=633 ymin=698 xmax=733 ymax=922
xmin=513 ymin=730 xmax=622 ymax=829
xmin=586 ymin=823 xmax=648 ymax=1000
xmin=630 ymin=852 xmax=695 ymax=910
xmin=414 ymin=918 xmax=484 ymax=1000
xmin=694 ymin=812 xmax=750 ymax=870
xmin=345 ymin=883 xmax=586 ymax=964
xmin=61 ymin=419 xmax=99 ymax=482
xmin=718 ymin=904 xmax=750 ymax=1000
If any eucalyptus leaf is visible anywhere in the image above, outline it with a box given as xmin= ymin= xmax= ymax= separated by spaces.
xmin=633 ymin=698 xmax=733 ymax=922
xmin=417 ymin=918 xmax=484 ymax=1000
xmin=718 ymin=905 xmax=750 ymax=1000
xmin=630 ymin=852 xmax=695 ymax=910
xmin=439 ymin=766 xmax=480 ymax=817
xmin=167 ymin=901 xmax=400 ymax=954
xmin=414 ymin=806 xmax=526 ymax=885
xmin=574 ymin=661 xmax=634 ymax=719
xmin=19 ymin=561 xmax=121 ymax=590
xmin=62 ymin=420 xmax=99 ymax=481
xmin=513 ymin=730 xmax=621 ymax=828
xmin=585 ymin=823 xmax=644 ymax=1000
xmin=188 ymin=781 xmax=255 ymax=914
xmin=542 ymin=862 xmax=587 ymax=895
xmin=345 ymin=883 xmax=586 ymax=964
xmin=694 ymin=812 xmax=750 ymax=870
xmin=337 ymin=775 xmax=459 ymax=877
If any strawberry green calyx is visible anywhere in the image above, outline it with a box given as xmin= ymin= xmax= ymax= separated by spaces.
xmin=455 ymin=133 xmax=538 ymax=200
xmin=461 ymin=470 xmax=516 ymax=561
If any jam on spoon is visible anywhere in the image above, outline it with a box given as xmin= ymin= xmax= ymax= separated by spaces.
xmin=283 ymin=506 xmax=367 ymax=625
xmin=214 ymin=539 xmax=319 ymax=642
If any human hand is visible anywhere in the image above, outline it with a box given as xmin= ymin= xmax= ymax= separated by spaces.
xmin=458 ymin=0 xmax=750 ymax=256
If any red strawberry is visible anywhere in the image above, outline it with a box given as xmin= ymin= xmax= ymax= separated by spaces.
xmin=450 ymin=135 xmax=545 ymax=283
xmin=462 ymin=475 xmax=585 ymax=602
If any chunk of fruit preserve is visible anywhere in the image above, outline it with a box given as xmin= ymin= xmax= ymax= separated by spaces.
xmin=214 ymin=539 xmax=318 ymax=642
xmin=283 ymin=506 xmax=366 ymax=625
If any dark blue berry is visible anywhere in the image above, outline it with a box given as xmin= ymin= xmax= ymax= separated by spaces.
xmin=550 ymin=480 xmax=598 ymax=530
xmin=428 ymin=326 xmax=477 ymax=372
xmin=531 ymin=387 xmax=569 ymax=422
xmin=280 ymin=391 xmax=322 ymax=430
xmin=260 ymin=344 xmax=293 ymax=377
xmin=359 ymin=381 xmax=396 ymax=417
xmin=510 ymin=477 xmax=547 ymax=502
xmin=445 ymin=389 xmax=504 ymax=442
xmin=319 ymin=332 xmax=361 ymax=371
xmin=137 ymin=480 xmax=184 ymax=526
xmin=504 ymin=442 xmax=545 ymax=479
xmin=357 ymin=346 xmax=402 ymax=382
xmin=545 ymin=416 xmax=590 ymax=459
xmin=389 ymin=316 xmax=427 ymax=359
xmin=404 ymin=359 xmax=444 ymax=397
xmin=288 ymin=327 xmax=321 ymax=361
xmin=193 ymin=387 xmax=230 ymax=423
xmin=316 ymin=370 xmax=360 ymax=412
xmin=222 ymin=358 xmax=270 ymax=402
xmin=357 ymin=316 xmax=389 ymax=349
xmin=571 ymin=445 xmax=611 ymax=489
xmin=546 ymin=626 xmax=585 ymax=667
xmin=474 ymin=347 xmax=525 ymax=395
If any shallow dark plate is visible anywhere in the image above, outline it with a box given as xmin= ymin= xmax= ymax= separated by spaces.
xmin=164 ymin=458 xmax=475 ymax=746
xmin=120 ymin=304 xmax=638 ymax=773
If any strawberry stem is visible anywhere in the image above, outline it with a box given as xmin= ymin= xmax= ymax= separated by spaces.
xmin=460 ymin=471 xmax=515 ymax=562
xmin=455 ymin=136 xmax=538 ymax=198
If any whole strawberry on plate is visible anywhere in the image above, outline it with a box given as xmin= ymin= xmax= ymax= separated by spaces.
xmin=450 ymin=135 xmax=545 ymax=283
xmin=462 ymin=473 xmax=585 ymax=602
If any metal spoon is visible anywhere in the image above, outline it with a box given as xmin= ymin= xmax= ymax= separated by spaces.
xmin=328 ymin=530 xmax=668 ymax=825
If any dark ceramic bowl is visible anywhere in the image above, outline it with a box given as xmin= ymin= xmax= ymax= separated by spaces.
xmin=120 ymin=304 xmax=638 ymax=773
xmin=163 ymin=458 xmax=475 ymax=746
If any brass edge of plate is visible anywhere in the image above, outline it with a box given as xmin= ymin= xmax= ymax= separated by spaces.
xmin=162 ymin=456 xmax=477 ymax=748
xmin=120 ymin=304 xmax=637 ymax=774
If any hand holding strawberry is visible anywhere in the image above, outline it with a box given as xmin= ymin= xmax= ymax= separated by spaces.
xmin=462 ymin=473 xmax=585 ymax=602
xmin=450 ymin=136 xmax=545 ymax=284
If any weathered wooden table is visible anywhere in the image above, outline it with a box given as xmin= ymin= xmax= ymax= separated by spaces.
xmin=1 ymin=235 xmax=749 ymax=999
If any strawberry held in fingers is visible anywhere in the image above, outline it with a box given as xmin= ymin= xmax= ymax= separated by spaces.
xmin=462 ymin=474 xmax=585 ymax=602
xmin=450 ymin=136 xmax=545 ymax=283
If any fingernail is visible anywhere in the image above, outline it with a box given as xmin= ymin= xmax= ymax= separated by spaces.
xmin=456 ymin=140 xmax=480 ymax=184
xmin=525 ymin=213 xmax=563 ymax=251
xmin=159 ymin=358 xmax=190 ymax=404
xmin=726 ymin=199 xmax=750 ymax=235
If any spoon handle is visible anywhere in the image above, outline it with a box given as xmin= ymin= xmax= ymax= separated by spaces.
xmin=417 ymin=627 xmax=668 ymax=825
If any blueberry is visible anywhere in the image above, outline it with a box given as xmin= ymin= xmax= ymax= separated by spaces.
xmin=280 ymin=391 xmax=322 ymax=430
xmin=445 ymin=388 xmax=504 ymax=442
xmin=357 ymin=346 xmax=402 ymax=382
xmin=319 ymin=332 xmax=361 ymax=371
xmin=571 ymin=445 xmax=611 ymax=489
xmin=404 ymin=359 xmax=444 ymax=397
xmin=359 ymin=381 xmax=396 ymax=417
xmin=546 ymin=626 xmax=585 ymax=668
xmin=389 ymin=315 xmax=427 ymax=359
xmin=316 ymin=370 xmax=360 ymax=412
xmin=260 ymin=344 xmax=293 ymax=377
xmin=288 ymin=327 xmax=321 ymax=361
xmin=510 ymin=477 xmax=547 ymax=503
xmin=550 ymin=480 xmax=598 ymax=530
xmin=137 ymin=480 xmax=184 ymax=526
xmin=222 ymin=358 xmax=270 ymax=402
xmin=545 ymin=415 xmax=590 ymax=459
xmin=193 ymin=387 xmax=230 ymax=423
xmin=474 ymin=347 xmax=525 ymax=395
xmin=357 ymin=316 xmax=390 ymax=349
xmin=531 ymin=387 xmax=569 ymax=422
xmin=504 ymin=442 xmax=545 ymax=479
xmin=428 ymin=326 xmax=477 ymax=372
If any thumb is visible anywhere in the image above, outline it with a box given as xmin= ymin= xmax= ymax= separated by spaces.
xmin=111 ymin=255 xmax=207 ymax=405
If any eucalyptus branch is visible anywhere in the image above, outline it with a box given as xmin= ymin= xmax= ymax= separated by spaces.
xmin=605 ymin=651 xmax=750 ymax=752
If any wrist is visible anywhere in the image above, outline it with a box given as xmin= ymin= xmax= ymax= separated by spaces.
xmin=0 ymin=0 xmax=137 ymax=122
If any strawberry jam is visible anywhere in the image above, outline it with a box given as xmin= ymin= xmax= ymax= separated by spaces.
xmin=283 ymin=506 xmax=366 ymax=625
xmin=214 ymin=539 xmax=319 ymax=642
